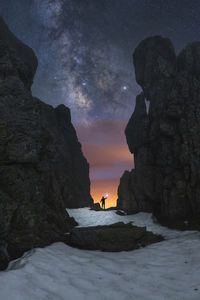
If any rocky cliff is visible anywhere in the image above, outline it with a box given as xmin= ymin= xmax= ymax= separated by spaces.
xmin=0 ymin=17 xmax=93 ymax=269
xmin=118 ymin=36 xmax=200 ymax=227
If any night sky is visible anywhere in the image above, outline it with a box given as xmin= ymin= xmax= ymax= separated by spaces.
xmin=1 ymin=0 xmax=200 ymax=206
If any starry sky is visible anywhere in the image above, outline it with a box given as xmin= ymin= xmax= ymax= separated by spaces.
xmin=1 ymin=0 xmax=200 ymax=207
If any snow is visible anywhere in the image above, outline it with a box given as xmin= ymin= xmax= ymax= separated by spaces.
xmin=145 ymin=98 xmax=150 ymax=115
xmin=0 ymin=208 xmax=200 ymax=300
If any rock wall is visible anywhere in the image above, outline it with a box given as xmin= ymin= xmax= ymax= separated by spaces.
xmin=118 ymin=36 xmax=200 ymax=226
xmin=0 ymin=18 xmax=93 ymax=269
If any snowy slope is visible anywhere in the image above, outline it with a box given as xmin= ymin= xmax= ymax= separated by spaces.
xmin=0 ymin=208 xmax=199 ymax=300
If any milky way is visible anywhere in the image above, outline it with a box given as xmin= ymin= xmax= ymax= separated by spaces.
xmin=1 ymin=0 xmax=200 ymax=205
xmin=1 ymin=0 xmax=200 ymax=122
xmin=31 ymin=0 xmax=141 ymax=122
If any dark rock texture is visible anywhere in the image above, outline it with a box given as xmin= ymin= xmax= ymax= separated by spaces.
xmin=0 ymin=18 xmax=92 ymax=269
xmin=68 ymin=222 xmax=163 ymax=251
xmin=90 ymin=203 xmax=117 ymax=211
xmin=118 ymin=36 xmax=200 ymax=227
xmin=0 ymin=16 xmax=38 ymax=90
xmin=90 ymin=203 xmax=102 ymax=211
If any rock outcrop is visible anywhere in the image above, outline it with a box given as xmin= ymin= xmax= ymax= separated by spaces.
xmin=68 ymin=222 xmax=163 ymax=251
xmin=118 ymin=36 xmax=200 ymax=227
xmin=0 ymin=18 xmax=92 ymax=269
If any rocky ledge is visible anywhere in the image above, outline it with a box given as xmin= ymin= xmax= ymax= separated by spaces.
xmin=67 ymin=222 xmax=163 ymax=251
xmin=90 ymin=203 xmax=117 ymax=211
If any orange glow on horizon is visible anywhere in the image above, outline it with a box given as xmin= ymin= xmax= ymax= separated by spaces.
xmin=91 ymin=178 xmax=120 ymax=208
xmin=75 ymin=120 xmax=134 ymax=209
xmin=85 ymin=144 xmax=133 ymax=208
xmin=82 ymin=144 xmax=133 ymax=169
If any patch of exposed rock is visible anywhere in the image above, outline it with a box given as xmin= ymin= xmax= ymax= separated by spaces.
xmin=90 ymin=203 xmax=102 ymax=211
xmin=0 ymin=18 xmax=92 ymax=269
xmin=118 ymin=36 xmax=200 ymax=228
xmin=67 ymin=222 xmax=163 ymax=251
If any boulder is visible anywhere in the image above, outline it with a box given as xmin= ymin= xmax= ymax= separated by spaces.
xmin=118 ymin=36 xmax=200 ymax=228
xmin=68 ymin=222 xmax=163 ymax=251
xmin=0 ymin=18 xmax=92 ymax=269
xmin=90 ymin=203 xmax=102 ymax=211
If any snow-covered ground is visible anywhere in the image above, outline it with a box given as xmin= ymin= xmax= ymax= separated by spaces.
xmin=0 ymin=208 xmax=200 ymax=300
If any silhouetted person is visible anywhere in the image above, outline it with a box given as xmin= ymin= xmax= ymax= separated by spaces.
xmin=100 ymin=196 xmax=107 ymax=209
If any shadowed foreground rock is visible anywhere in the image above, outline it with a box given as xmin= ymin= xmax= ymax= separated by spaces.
xmin=67 ymin=222 xmax=163 ymax=251
xmin=0 ymin=18 xmax=92 ymax=270
xmin=118 ymin=36 xmax=200 ymax=229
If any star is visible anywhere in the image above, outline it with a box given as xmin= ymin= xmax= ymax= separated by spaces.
xmin=73 ymin=56 xmax=81 ymax=64
xmin=122 ymin=86 xmax=128 ymax=91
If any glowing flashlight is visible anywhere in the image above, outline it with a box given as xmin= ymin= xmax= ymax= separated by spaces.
xmin=105 ymin=193 xmax=109 ymax=198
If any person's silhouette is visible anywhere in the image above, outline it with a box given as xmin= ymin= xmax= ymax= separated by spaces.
xmin=100 ymin=196 xmax=107 ymax=209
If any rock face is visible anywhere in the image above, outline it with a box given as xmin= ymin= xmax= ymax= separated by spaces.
xmin=68 ymin=222 xmax=163 ymax=251
xmin=118 ymin=36 xmax=200 ymax=226
xmin=90 ymin=203 xmax=102 ymax=211
xmin=0 ymin=18 xmax=92 ymax=269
